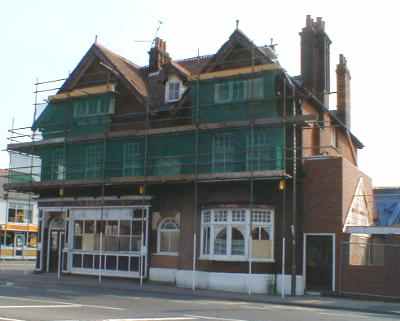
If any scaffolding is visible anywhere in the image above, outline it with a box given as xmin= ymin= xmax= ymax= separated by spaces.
xmin=7 ymin=64 xmax=291 ymax=188
xmin=4 ymin=44 xmax=329 ymax=292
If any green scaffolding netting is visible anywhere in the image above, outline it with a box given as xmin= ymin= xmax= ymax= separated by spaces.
xmin=35 ymin=126 xmax=284 ymax=182
xmin=33 ymin=93 xmax=114 ymax=139
xmin=14 ymin=69 xmax=288 ymax=183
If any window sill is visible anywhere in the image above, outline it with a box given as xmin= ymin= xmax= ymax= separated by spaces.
xmin=199 ymin=255 xmax=275 ymax=263
xmin=165 ymin=98 xmax=180 ymax=103
xmin=7 ymin=222 xmax=34 ymax=225
xmin=154 ymin=252 xmax=179 ymax=256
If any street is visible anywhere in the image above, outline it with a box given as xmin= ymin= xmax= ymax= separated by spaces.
xmin=0 ymin=261 xmax=398 ymax=321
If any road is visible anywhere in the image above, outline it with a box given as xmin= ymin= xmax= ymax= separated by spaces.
xmin=0 ymin=261 xmax=398 ymax=321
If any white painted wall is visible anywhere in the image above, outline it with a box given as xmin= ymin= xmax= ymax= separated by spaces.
xmin=149 ymin=267 xmax=305 ymax=295
xmin=0 ymin=199 xmax=7 ymax=225
xmin=31 ymin=201 xmax=39 ymax=226
xmin=276 ymin=274 xmax=305 ymax=296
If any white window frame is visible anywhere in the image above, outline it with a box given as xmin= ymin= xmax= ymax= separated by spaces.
xmin=214 ymin=82 xmax=233 ymax=104
xmin=122 ymin=142 xmax=142 ymax=176
xmin=199 ymin=208 xmax=275 ymax=262
xmin=156 ymin=217 xmax=180 ymax=256
xmin=7 ymin=202 xmax=33 ymax=225
xmin=165 ymin=80 xmax=182 ymax=103
xmin=214 ymin=77 xmax=264 ymax=104
xmin=73 ymin=96 xmax=114 ymax=118
xmin=84 ymin=145 xmax=104 ymax=178
xmin=212 ymin=133 xmax=234 ymax=173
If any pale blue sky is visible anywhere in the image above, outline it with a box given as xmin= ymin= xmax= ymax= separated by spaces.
xmin=1 ymin=0 xmax=399 ymax=186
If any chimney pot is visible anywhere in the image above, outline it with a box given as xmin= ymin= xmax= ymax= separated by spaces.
xmin=149 ymin=38 xmax=170 ymax=72
xmin=300 ymin=15 xmax=331 ymax=105
xmin=306 ymin=15 xmax=313 ymax=27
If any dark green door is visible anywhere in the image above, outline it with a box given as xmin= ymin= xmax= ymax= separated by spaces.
xmin=306 ymin=235 xmax=333 ymax=292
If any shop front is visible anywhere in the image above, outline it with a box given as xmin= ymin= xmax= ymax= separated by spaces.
xmin=36 ymin=197 xmax=150 ymax=279
xmin=0 ymin=224 xmax=38 ymax=259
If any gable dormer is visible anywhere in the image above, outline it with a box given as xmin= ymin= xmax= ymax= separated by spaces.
xmin=202 ymin=29 xmax=277 ymax=73
xmin=161 ymin=61 xmax=191 ymax=104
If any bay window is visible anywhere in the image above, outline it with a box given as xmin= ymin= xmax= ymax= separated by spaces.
xmin=200 ymin=208 xmax=274 ymax=261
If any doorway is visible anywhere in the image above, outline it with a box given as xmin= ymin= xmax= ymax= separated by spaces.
xmin=14 ymin=233 xmax=25 ymax=257
xmin=304 ymin=234 xmax=335 ymax=292
xmin=46 ymin=216 xmax=65 ymax=273
xmin=48 ymin=230 xmax=64 ymax=272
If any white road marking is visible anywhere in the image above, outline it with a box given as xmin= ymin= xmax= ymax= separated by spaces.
xmin=185 ymin=315 xmax=253 ymax=321
xmin=107 ymin=318 xmax=197 ymax=321
xmin=318 ymin=312 xmax=378 ymax=319
xmin=0 ymin=295 xmax=74 ymax=305
xmin=0 ymin=317 xmax=27 ymax=321
xmin=79 ymin=303 xmax=123 ymax=311
xmin=46 ymin=289 xmax=76 ymax=295
xmin=0 ymin=304 xmax=81 ymax=309
xmin=0 ymin=295 xmax=123 ymax=310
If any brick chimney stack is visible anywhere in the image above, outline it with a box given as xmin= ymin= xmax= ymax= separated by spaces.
xmin=300 ymin=15 xmax=332 ymax=106
xmin=149 ymin=37 xmax=170 ymax=72
xmin=336 ymin=54 xmax=351 ymax=128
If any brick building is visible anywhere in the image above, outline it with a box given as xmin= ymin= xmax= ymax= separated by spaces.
xmin=5 ymin=15 xmax=373 ymax=295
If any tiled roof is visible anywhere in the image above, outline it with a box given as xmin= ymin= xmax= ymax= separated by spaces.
xmin=95 ymin=43 xmax=148 ymax=97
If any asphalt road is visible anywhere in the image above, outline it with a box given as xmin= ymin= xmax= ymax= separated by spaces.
xmin=0 ymin=261 xmax=398 ymax=321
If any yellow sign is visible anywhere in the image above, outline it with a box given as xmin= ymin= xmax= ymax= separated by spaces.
xmin=0 ymin=224 xmax=38 ymax=232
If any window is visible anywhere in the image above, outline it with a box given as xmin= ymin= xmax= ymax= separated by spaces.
xmin=16 ymin=209 xmax=25 ymax=223
xmin=7 ymin=203 xmax=33 ymax=224
xmin=73 ymin=216 xmax=146 ymax=253
xmin=85 ymin=145 xmax=104 ymax=178
xmin=73 ymin=220 xmax=83 ymax=250
xmin=248 ymin=78 xmax=264 ymax=99
xmin=153 ymin=157 xmax=181 ymax=176
xmin=7 ymin=207 xmax=16 ymax=223
xmin=247 ymin=131 xmax=272 ymax=171
xmin=231 ymin=228 xmax=245 ymax=255
xmin=51 ymin=149 xmax=65 ymax=180
xmin=82 ymin=220 xmax=95 ymax=251
xmin=214 ymin=77 xmax=264 ymax=104
xmin=200 ymin=208 xmax=274 ymax=261
xmin=73 ymin=95 xmax=114 ymax=118
xmin=232 ymin=80 xmax=247 ymax=101
xmin=214 ymin=228 xmax=227 ymax=255
xmin=165 ymin=81 xmax=181 ymax=102
xmin=157 ymin=218 xmax=180 ymax=254
xmin=123 ymin=142 xmax=143 ymax=176
xmin=215 ymin=82 xmax=232 ymax=103
xmin=212 ymin=134 xmax=234 ymax=172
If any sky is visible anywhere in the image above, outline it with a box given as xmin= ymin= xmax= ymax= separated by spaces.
xmin=0 ymin=0 xmax=399 ymax=186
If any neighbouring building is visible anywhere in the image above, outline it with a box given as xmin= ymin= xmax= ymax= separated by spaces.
xmin=0 ymin=169 xmax=38 ymax=259
xmin=341 ymin=187 xmax=400 ymax=298
xmin=5 ymin=16 xmax=374 ymax=295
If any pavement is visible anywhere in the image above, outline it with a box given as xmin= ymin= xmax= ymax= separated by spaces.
xmin=0 ymin=260 xmax=400 ymax=321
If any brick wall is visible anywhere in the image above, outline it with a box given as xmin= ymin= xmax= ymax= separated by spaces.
xmin=303 ymin=156 xmax=374 ymax=291
xmin=149 ymin=180 xmax=290 ymax=274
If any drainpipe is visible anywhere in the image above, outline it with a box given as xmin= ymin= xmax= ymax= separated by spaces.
xmin=290 ymin=84 xmax=297 ymax=296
